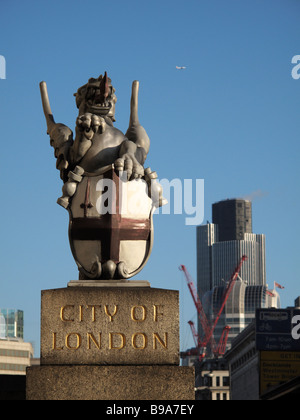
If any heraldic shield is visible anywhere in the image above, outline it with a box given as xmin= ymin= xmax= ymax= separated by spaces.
xmin=68 ymin=166 xmax=155 ymax=280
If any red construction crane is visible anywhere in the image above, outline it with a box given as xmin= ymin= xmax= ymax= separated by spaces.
xmin=180 ymin=265 xmax=216 ymax=358
xmin=215 ymin=326 xmax=231 ymax=356
xmin=179 ymin=255 xmax=247 ymax=360
xmin=188 ymin=320 xmax=199 ymax=348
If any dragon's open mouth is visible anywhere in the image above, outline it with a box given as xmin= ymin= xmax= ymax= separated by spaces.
xmin=87 ymin=101 xmax=111 ymax=114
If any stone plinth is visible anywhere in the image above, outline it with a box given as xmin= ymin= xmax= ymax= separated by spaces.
xmin=27 ymin=285 xmax=195 ymax=400
xmin=41 ymin=287 xmax=179 ymax=366
xmin=26 ymin=365 xmax=195 ymax=400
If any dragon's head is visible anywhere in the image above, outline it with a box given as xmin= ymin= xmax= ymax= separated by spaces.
xmin=74 ymin=72 xmax=117 ymax=121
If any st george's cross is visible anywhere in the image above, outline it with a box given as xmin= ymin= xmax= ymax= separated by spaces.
xmin=69 ymin=167 xmax=153 ymax=280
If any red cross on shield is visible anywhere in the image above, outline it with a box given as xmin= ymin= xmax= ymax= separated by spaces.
xmin=68 ymin=167 xmax=154 ymax=280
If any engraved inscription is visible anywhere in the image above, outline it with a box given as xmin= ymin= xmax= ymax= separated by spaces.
xmin=51 ymin=303 xmax=169 ymax=352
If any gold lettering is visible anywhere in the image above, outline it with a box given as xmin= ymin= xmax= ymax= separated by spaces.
xmin=109 ymin=332 xmax=125 ymax=349
xmin=65 ymin=333 xmax=82 ymax=350
xmin=87 ymin=305 xmax=99 ymax=322
xmin=153 ymin=305 xmax=164 ymax=322
xmin=52 ymin=332 xmax=63 ymax=350
xmin=131 ymin=306 xmax=147 ymax=322
xmin=104 ymin=305 xmax=118 ymax=322
xmin=132 ymin=332 xmax=147 ymax=349
xmin=79 ymin=305 xmax=84 ymax=322
xmin=87 ymin=332 xmax=101 ymax=349
xmin=153 ymin=333 xmax=168 ymax=349
xmin=60 ymin=305 xmax=75 ymax=322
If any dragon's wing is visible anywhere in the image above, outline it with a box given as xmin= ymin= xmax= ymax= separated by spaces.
xmin=125 ymin=81 xmax=150 ymax=158
xmin=40 ymin=82 xmax=73 ymax=180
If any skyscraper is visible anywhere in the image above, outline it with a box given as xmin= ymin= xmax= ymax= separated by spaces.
xmin=212 ymin=199 xmax=252 ymax=242
xmin=197 ymin=199 xmax=266 ymax=294
xmin=196 ymin=199 xmax=278 ymax=352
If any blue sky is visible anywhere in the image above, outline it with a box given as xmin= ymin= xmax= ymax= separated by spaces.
xmin=0 ymin=0 xmax=299 ymax=355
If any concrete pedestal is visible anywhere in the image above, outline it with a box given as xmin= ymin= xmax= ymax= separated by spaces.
xmin=26 ymin=285 xmax=195 ymax=400
xmin=26 ymin=365 xmax=195 ymax=400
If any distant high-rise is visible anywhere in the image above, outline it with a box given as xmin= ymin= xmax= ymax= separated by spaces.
xmin=0 ymin=309 xmax=24 ymax=339
xmin=196 ymin=199 xmax=278 ymax=353
xmin=212 ymin=199 xmax=252 ymax=242
xmin=197 ymin=200 xmax=266 ymax=294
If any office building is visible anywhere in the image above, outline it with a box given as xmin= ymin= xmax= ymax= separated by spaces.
xmin=0 ymin=309 xmax=24 ymax=339
xmin=225 ymin=298 xmax=300 ymax=400
xmin=0 ymin=309 xmax=33 ymax=376
xmin=194 ymin=358 xmax=230 ymax=401
xmin=0 ymin=338 xmax=34 ymax=375
xmin=212 ymin=199 xmax=252 ymax=242
xmin=224 ymin=322 xmax=258 ymax=400
xmin=196 ymin=199 xmax=278 ymax=352
xmin=209 ymin=283 xmax=280 ymax=349
xmin=197 ymin=201 xmax=266 ymax=294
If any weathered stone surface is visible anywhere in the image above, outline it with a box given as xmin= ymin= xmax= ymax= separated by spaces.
xmin=41 ymin=287 xmax=179 ymax=365
xmin=26 ymin=365 xmax=195 ymax=400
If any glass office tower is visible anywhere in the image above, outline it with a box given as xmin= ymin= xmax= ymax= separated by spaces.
xmin=197 ymin=201 xmax=266 ymax=296
xmin=0 ymin=309 xmax=24 ymax=339
xmin=196 ymin=199 xmax=278 ymax=352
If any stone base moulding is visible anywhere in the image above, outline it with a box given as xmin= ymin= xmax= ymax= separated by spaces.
xmin=26 ymin=365 xmax=195 ymax=400
xmin=67 ymin=280 xmax=151 ymax=288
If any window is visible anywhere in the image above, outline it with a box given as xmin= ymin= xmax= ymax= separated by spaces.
xmin=203 ymin=375 xmax=212 ymax=387
xmin=0 ymin=349 xmax=30 ymax=358
xmin=0 ymin=363 xmax=27 ymax=372
xmin=223 ymin=376 xmax=230 ymax=386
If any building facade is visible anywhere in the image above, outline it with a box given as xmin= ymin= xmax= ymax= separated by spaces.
xmin=224 ymin=322 xmax=259 ymax=400
xmin=194 ymin=358 xmax=230 ymax=400
xmin=197 ymin=229 xmax=266 ymax=295
xmin=212 ymin=199 xmax=252 ymax=242
xmin=0 ymin=338 xmax=34 ymax=375
xmin=225 ymin=298 xmax=300 ymax=400
xmin=0 ymin=309 xmax=33 ymax=376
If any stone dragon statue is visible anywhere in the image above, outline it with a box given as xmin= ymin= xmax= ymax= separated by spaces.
xmin=40 ymin=73 xmax=166 ymax=280
xmin=40 ymin=72 xmax=164 ymax=208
